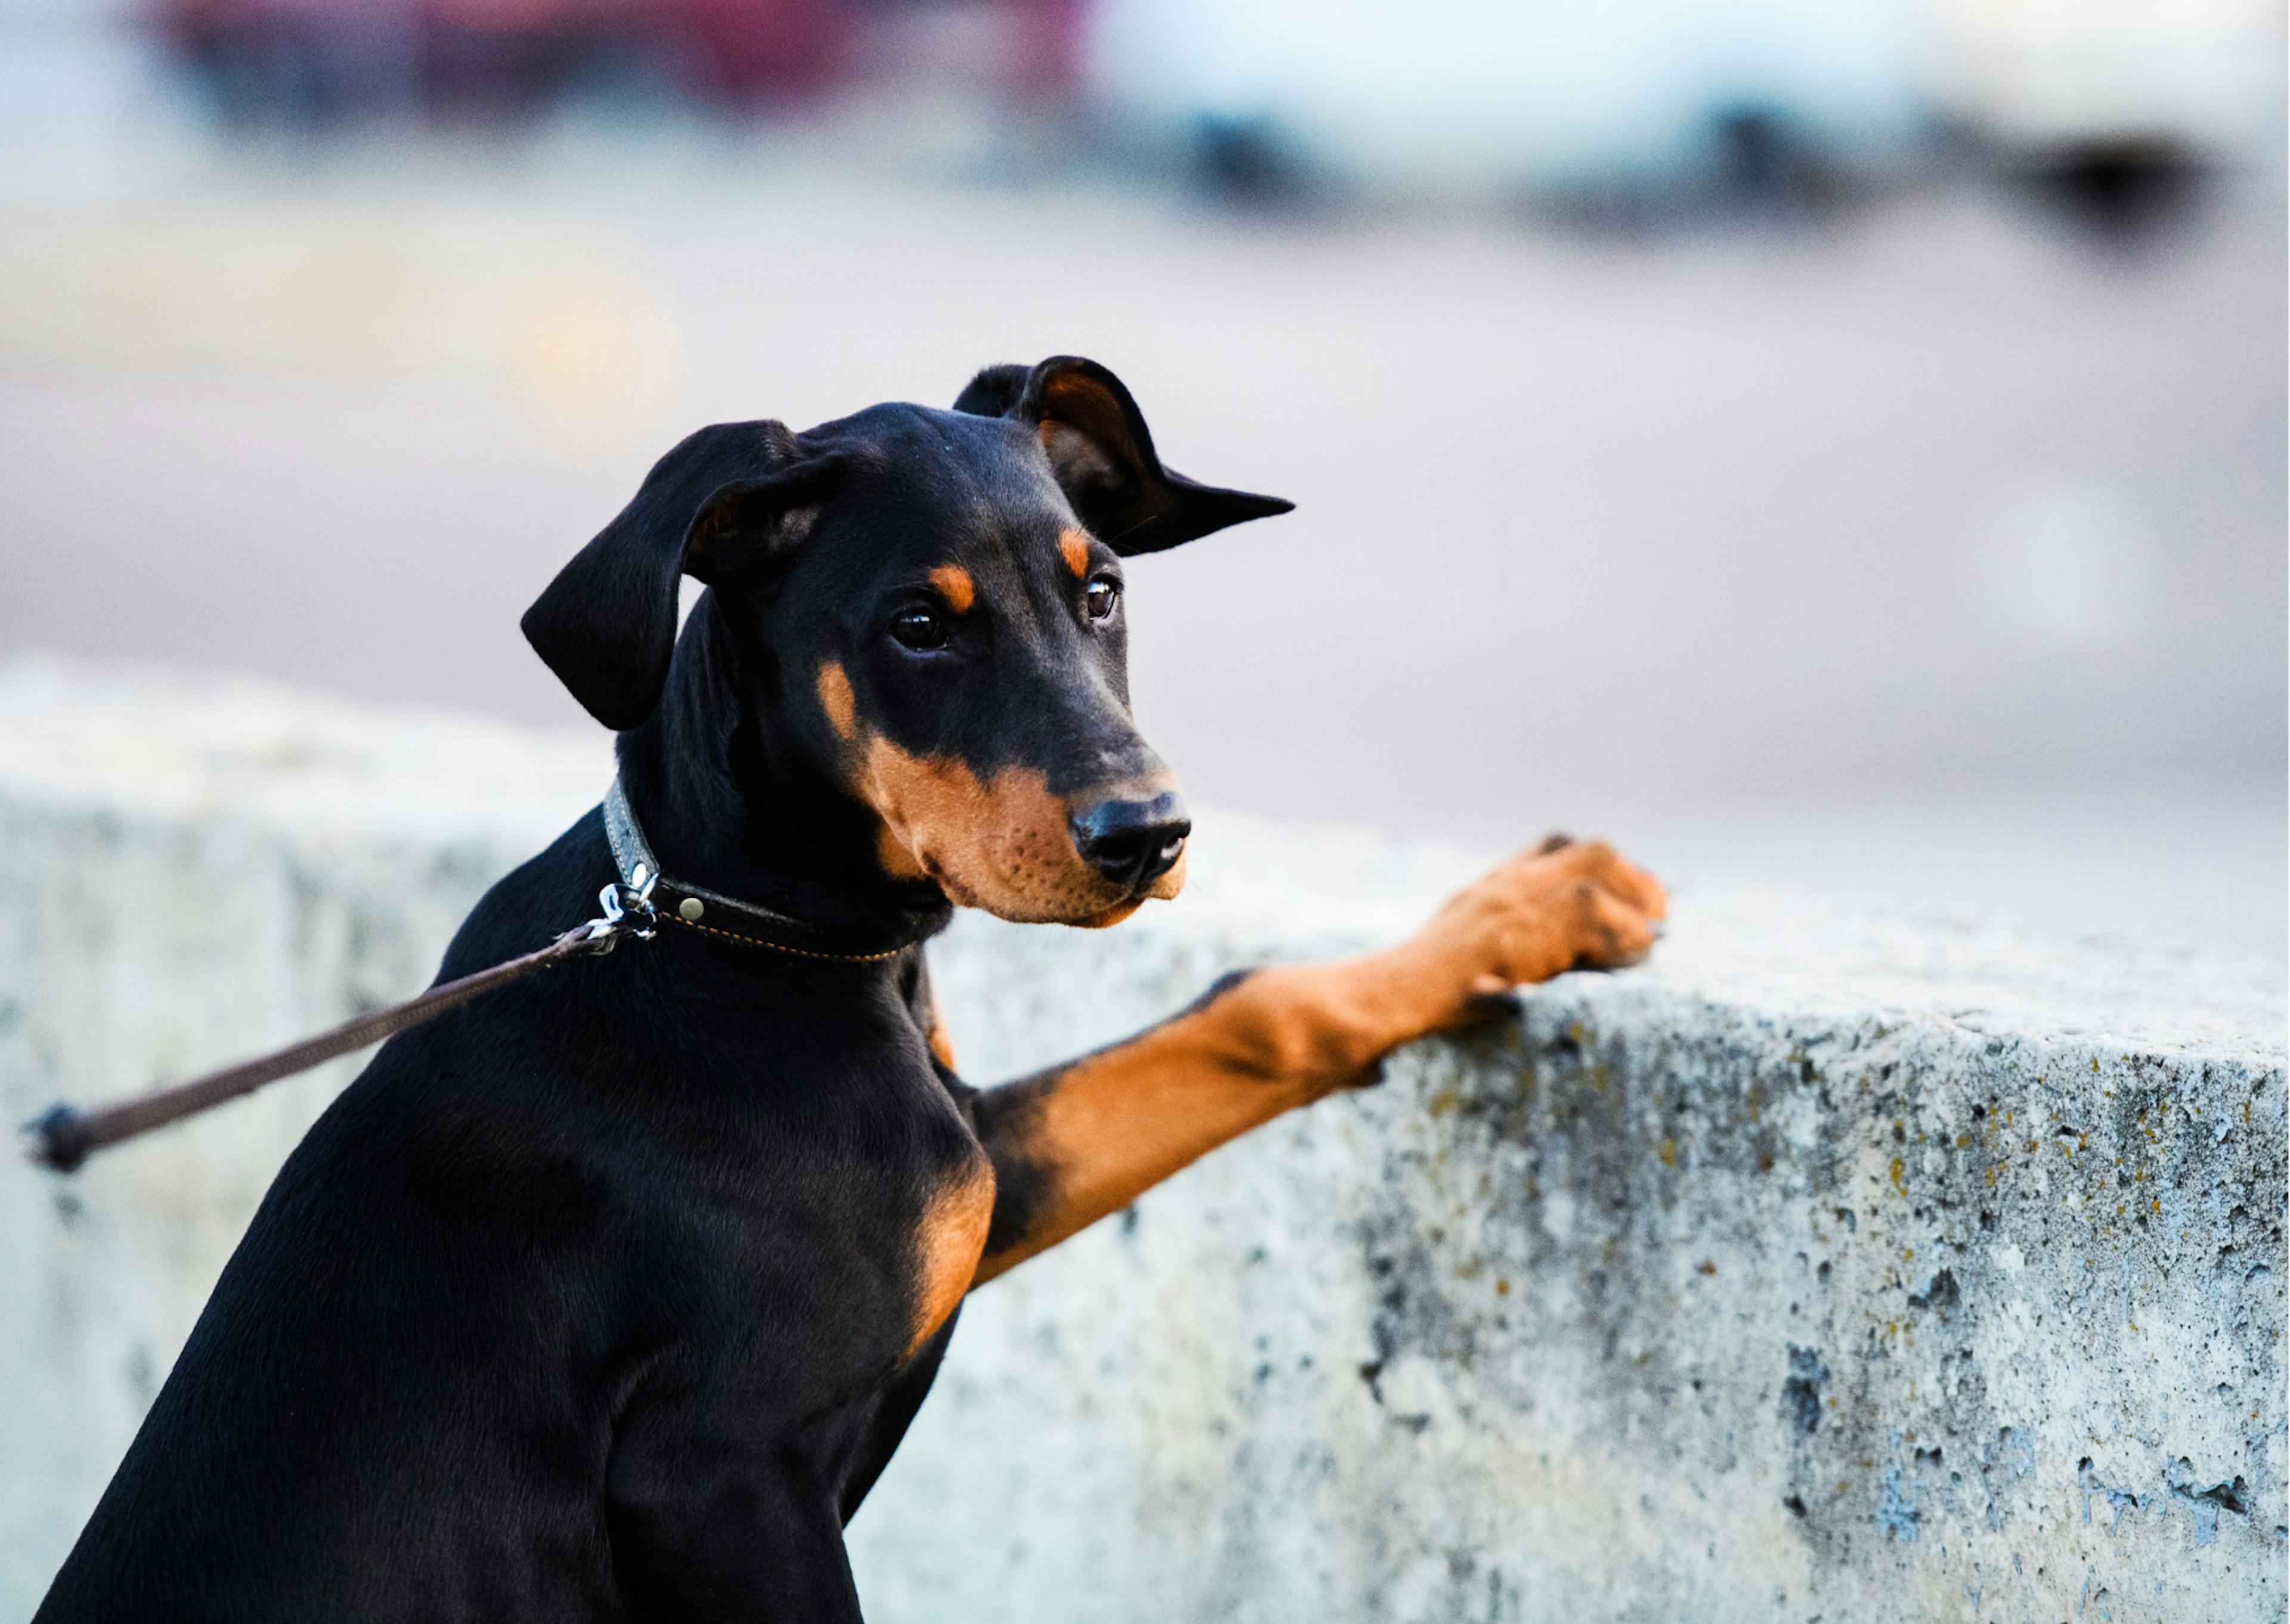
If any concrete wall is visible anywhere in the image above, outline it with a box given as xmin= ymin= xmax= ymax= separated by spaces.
xmin=0 ymin=659 xmax=2281 ymax=1623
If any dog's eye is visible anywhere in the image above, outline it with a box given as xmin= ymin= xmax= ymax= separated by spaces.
xmin=1085 ymin=579 xmax=1120 ymax=622
xmin=890 ymin=609 xmax=948 ymax=651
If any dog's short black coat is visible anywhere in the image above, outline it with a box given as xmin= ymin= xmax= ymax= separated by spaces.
xmin=36 ymin=357 xmax=1292 ymax=1623
xmin=37 ymin=355 xmax=1669 ymax=1622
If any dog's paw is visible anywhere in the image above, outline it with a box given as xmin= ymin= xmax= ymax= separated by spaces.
xmin=1407 ymin=838 xmax=1667 ymax=1022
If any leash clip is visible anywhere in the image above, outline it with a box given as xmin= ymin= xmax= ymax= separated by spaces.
xmin=582 ymin=866 xmax=658 ymax=953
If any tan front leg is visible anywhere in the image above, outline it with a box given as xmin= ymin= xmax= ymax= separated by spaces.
xmin=968 ymin=838 xmax=1667 ymax=1285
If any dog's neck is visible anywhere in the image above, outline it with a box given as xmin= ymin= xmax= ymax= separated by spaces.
xmin=614 ymin=597 xmax=952 ymax=952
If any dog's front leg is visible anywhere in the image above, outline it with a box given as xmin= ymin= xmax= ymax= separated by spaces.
xmin=608 ymin=1396 xmax=869 ymax=1624
xmin=967 ymin=838 xmax=1666 ymax=1284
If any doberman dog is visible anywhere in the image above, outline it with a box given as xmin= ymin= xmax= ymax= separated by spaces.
xmin=37 ymin=355 xmax=1665 ymax=1622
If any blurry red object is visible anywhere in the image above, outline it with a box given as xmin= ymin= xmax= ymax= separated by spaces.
xmin=148 ymin=0 xmax=866 ymax=116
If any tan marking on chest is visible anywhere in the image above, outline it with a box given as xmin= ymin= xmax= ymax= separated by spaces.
xmin=909 ymin=1155 xmax=995 ymax=1356
xmin=921 ymin=976 xmax=958 ymax=1071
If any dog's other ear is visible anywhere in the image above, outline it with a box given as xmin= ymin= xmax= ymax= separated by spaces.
xmin=955 ymin=355 xmax=1292 ymax=555
xmin=521 ymin=420 xmax=836 ymax=731
xmin=951 ymin=362 xmax=1030 ymax=419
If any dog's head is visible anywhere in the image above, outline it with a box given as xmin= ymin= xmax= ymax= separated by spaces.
xmin=522 ymin=356 xmax=1291 ymax=926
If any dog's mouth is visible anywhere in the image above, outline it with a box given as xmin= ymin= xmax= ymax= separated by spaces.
xmin=1068 ymin=837 xmax=1188 ymax=928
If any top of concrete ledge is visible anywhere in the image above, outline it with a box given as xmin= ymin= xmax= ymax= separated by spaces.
xmin=3 ymin=656 xmax=2280 ymax=1071
xmin=0 ymin=656 xmax=612 ymax=856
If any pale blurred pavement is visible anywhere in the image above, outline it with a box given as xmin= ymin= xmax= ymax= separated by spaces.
xmin=0 ymin=153 xmax=2280 ymax=954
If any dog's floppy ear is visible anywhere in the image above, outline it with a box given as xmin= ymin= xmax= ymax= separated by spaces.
xmin=522 ymin=420 xmax=837 ymax=731
xmin=954 ymin=355 xmax=1292 ymax=555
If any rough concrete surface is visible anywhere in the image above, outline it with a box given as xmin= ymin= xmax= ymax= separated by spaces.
xmin=0 ymin=660 xmax=2281 ymax=1622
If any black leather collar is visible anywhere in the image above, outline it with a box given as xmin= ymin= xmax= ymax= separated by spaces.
xmin=604 ymin=777 xmax=927 ymax=963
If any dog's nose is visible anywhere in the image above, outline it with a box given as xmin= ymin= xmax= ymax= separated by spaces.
xmin=1069 ymin=792 xmax=1190 ymax=891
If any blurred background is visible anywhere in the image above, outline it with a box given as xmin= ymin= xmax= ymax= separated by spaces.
xmin=0 ymin=0 xmax=2282 ymax=954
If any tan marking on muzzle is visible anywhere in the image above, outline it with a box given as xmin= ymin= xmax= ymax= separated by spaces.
xmin=853 ymin=737 xmax=1183 ymax=923
xmin=1060 ymin=529 xmax=1093 ymax=579
xmin=1147 ymin=841 xmax=1187 ymax=902
xmin=929 ymin=563 xmax=976 ymax=613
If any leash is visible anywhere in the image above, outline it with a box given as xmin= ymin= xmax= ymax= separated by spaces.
xmin=20 ymin=778 xmax=922 ymax=1175
xmin=20 ymin=873 xmax=659 ymax=1174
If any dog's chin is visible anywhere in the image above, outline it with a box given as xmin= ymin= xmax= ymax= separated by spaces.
xmin=953 ymin=888 xmax=1150 ymax=929
xmin=1069 ymin=846 xmax=1188 ymax=928
xmin=1073 ymin=898 xmax=1146 ymax=929
xmin=939 ymin=870 xmax=1184 ymax=929
xmin=1060 ymin=857 xmax=1187 ymax=929
xmin=906 ymin=845 xmax=1186 ymax=929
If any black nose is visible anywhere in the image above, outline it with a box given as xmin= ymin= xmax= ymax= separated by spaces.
xmin=1069 ymin=792 xmax=1190 ymax=891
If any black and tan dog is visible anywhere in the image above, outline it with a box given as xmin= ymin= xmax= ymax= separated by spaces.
xmin=38 ymin=356 xmax=1665 ymax=1622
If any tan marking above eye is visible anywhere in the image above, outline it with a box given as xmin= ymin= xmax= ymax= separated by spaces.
xmin=1060 ymin=529 xmax=1093 ymax=579
xmin=816 ymin=661 xmax=856 ymax=741
xmin=929 ymin=563 xmax=976 ymax=613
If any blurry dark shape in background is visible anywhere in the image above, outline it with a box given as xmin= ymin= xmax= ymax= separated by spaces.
xmin=2037 ymin=141 xmax=2206 ymax=241
xmin=1706 ymin=104 xmax=1843 ymax=216
xmin=124 ymin=0 xmax=2283 ymax=229
xmin=1920 ymin=0 xmax=2277 ymax=234
xmin=1188 ymin=114 xmax=1304 ymax=210
xmin=155 ymin=0 xmax=1081 ymax=128
xmin=1134 ymin=0 xmax=2280 ymax=231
